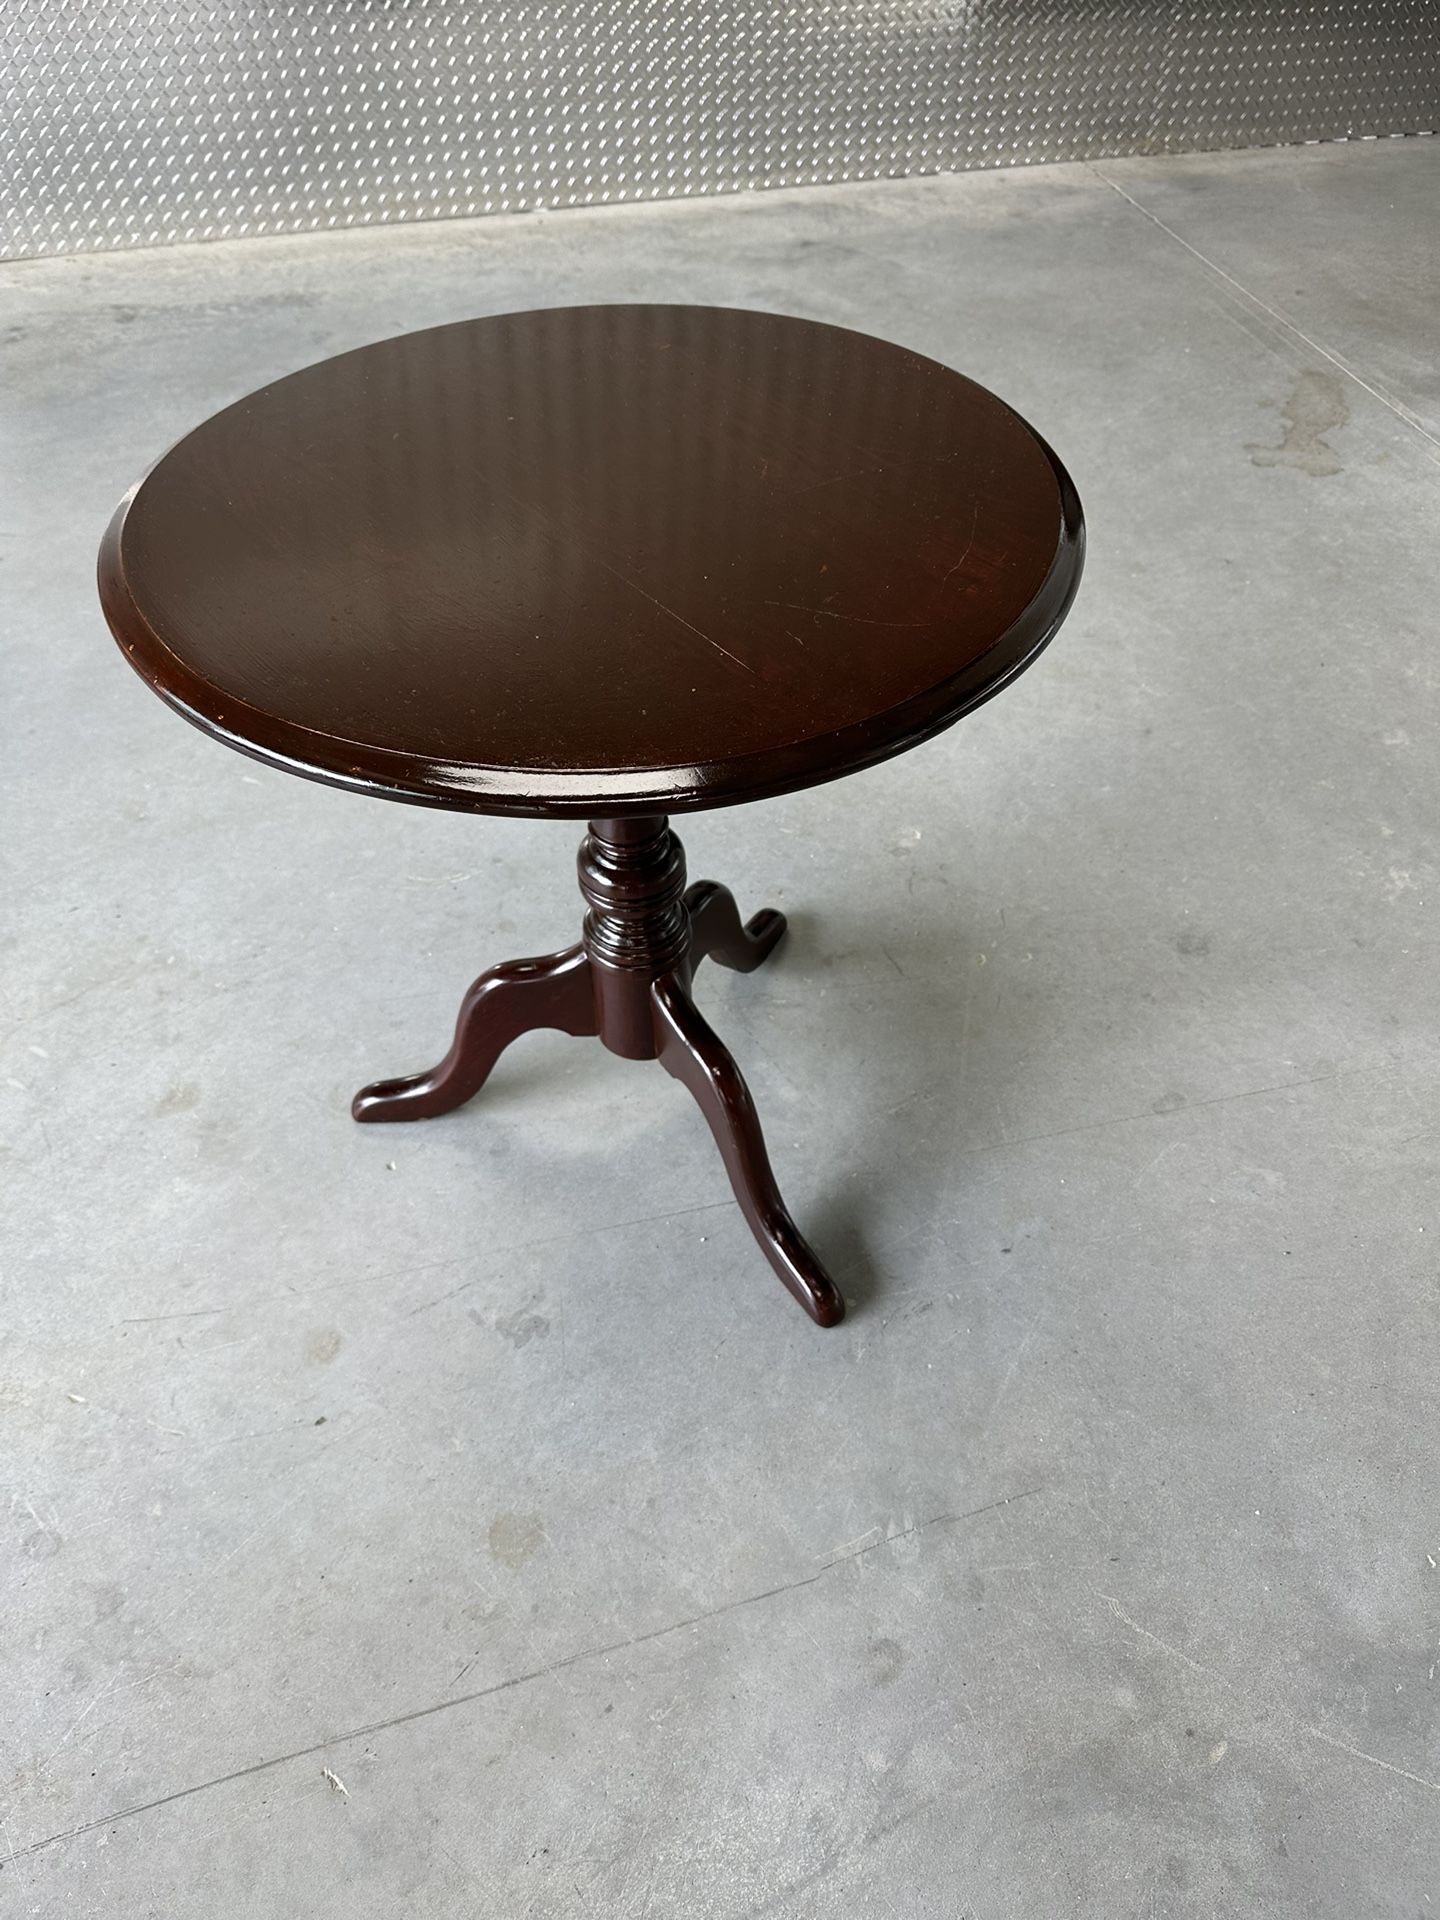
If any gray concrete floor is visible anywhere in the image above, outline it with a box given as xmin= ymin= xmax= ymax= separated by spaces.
xmin=3 ymin=138 xmax=1438 ymax=1915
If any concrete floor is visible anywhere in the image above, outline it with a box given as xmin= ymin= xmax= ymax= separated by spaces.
xmin=3 ymin=138 xmax=1438 ymax=1915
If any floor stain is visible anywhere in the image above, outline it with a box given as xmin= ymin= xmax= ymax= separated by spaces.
xmin=868 ymin=1636 xmax=905 ymax=1687
xmin=490 ymin=1307 xmax=551 ymax=1350
xmin=305 ymin=1328 xmax=343 ymax=1366
xmin=1248 ymin=370 xmax=1348 ymax=476
xmin=154 ymin=1081 xmax=199 ymax=1116
xmin=488 ymin=1511 xmax=545 ymax=1570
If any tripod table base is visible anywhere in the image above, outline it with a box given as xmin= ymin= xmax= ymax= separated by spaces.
xmin=352 ymin=817 xmax=844 ymax=1328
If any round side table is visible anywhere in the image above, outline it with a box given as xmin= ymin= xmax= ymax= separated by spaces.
xmin=99 ymin=304 xmax=1084 ymax=1328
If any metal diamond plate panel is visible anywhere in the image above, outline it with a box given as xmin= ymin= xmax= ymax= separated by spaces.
xmin=2 ymin=2 xmax=1436 ymax=258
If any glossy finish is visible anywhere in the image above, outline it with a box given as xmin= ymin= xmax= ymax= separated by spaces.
xmin=354 ymin=817 xmax=843 ymax=1325
xmin=99 ymin=303 xmax=1083 ymax=818
xmin=652 ymin=973 xmax=843 ymax=1328
xmin=99 ymin=304 xmax=1086 ymax=1326
xmin=350 ymin=945 xmax=595 ymax=1124
xmin=683 ymin=880 xmax=787 ymax=976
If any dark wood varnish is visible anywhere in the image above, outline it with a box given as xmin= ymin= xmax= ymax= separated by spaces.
xmin=350 ymin=945 xmax=596 ymax=1124
xmin=354 ymin=817 xmax=843 ymax=1326
xmin=683 ymin=880 xmax=786 ymax=976
xmin=99 ymin=304 xmax=1083 ymax=818
xmin=98 ymin=304 xmax=1086 ymax=1326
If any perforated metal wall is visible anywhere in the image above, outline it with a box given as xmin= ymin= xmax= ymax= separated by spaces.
xmin=2 ymin=2 xmax=1436 ymax=259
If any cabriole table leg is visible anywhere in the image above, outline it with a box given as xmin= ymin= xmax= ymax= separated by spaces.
xmin=352 ymin=816 xmax=844 ymax=1325
xmin=352 ymin=945 xmax=596 ymax=1122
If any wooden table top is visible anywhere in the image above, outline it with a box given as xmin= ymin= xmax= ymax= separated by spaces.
xmin=100 ymin=305 xmax=1084 ymax=817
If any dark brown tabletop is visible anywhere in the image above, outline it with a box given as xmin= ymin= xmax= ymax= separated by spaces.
xmin=100 ymin=304 xmax=1083 ymax=817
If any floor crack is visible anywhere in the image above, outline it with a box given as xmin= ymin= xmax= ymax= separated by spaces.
xmin=1088 ymin=162 xmax=1440 ymax=466
xmin=7 ymin=1489 xmax=1044 ymax=1863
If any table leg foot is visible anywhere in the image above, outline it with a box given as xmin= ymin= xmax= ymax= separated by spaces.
xmin=651 ymin=971 xmax=844 ymax=1327
xmin=352 ymin=943 xmax=596 ymax=1122
xmin=685 ymin=880 xmax=786 ymax=975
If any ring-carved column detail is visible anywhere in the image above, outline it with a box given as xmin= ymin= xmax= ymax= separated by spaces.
xmin=579 ymin=815 xmax=689 ymax=1059
xmin=352 ymin=816 xmax=844 ymax=1325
